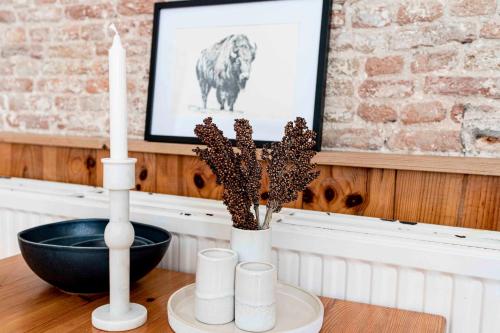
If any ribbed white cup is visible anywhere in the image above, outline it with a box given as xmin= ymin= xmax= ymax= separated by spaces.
xmin=195 ymin=248 xmax=238 ymax=325
xmin=235 ymin=262 xmax=277 ymax=332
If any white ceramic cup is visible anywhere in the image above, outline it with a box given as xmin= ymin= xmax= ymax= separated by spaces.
xmin=235 ymin=262 xmax=277 ymax=332
xmin=195 ymin=248 xmax=238 ymax=325
xmin=231 ymin=226 xmax=272 ymax=263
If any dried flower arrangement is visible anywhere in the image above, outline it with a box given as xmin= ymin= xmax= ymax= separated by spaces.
xmin=194 ymin=117 xmax=319 ymax=230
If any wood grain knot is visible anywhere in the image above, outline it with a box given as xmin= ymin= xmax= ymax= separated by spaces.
xmin=146 ymin=297 xmax=155 ymax=302
xmin=135 ymin=184 xmax=141 ymax=191
xmin=324 ymin=187 xmax=335 ymax=202
xmin=86 ymin=156 xmax=96 ymax=169
xmin=193 ymin=174 xmax=205 ymax=189
xmin=345 ymin=194 xmax=364 ymax=208
xmin=261 ymin=191 xmax=269 ymax=200
xmin=302 ymin=187 xmax=314 ymax=204
xmin=139 ymin=168 xmax=148 ymax=181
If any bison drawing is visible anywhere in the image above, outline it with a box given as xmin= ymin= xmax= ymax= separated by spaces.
xmin=196 ymin=34 xmax=257 ymax=111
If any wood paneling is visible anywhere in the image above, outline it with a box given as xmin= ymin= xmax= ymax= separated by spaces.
xmin=10 ymin=144 xmax=43 ymax=180
xmin=1 ymin=132 xmax=499 ymax=176
xmin=55 ymin=148 xmax=97 ymax=186
xmin=130 ymin=152 xmax=157 ymax=193
xmin=458 ymin=175 xmax=500 ymax=230
xmin=0 ymin=142 xmax=11 ymax=177
xmin=395 ymin=171 xmax=465 ymax=226
xmin=0 ymin=142 xmax=499 ymax=231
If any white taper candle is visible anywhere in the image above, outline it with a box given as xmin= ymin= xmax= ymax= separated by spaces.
xmin=108 ymin=24 xmax=128 ymax=160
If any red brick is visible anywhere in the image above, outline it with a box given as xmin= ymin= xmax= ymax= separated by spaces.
xmin=450 ymin=0 xmax=496 ymax=17
xmin=401 ymin=101 xmax=446 ymax=124
xmin=358 ymin=103 xmax=397 ymax=123
xmin=331 ymin=6 xmax=345 ymax=29
xmin=390 ymin=22 xmax=476 ymax=50
xmin=55 ymin=96 xmax=78 ymax=112
xmin=0 ymin=61 xmax=14 ymax=75
xmin=117 ymin=0 xmax=156 ymax=16
xmin=424 ymin=77 xmax=500 ymax=99
xmin=365 ymin=56 xmax=404 ymax=77
xmin=36 ymin=78 xmax=83 ymax=94
xmin=18 ymin=8 xmax=62 ymax=22
xmin=359 ymin=80 xmax=414 ymax=98
xmin=6 ymin=113 xmax=53 ymax=130
xmin=411 ymin=50 xmax=458 ymax=73
xmin=0 ymin=78 xmax=33 ymax=92
xmin=48 ymin=45 xmax=92 ymax=58
xmin=53 ymin=26 xmax=80 ymax=42
xmin=30 ymin=27 xmax=50 ymax=43
xmin=328 ymin=57 xmax=359 ymax=77
xmin=65 ymin=4 xmax=114 ymax=20
xmin=0 ymin=10 xmax=15 ymax=23
xmin=323 ymin=97 xmax=354 ymax=123
xmin=388 ymin=130 xmax=462 ymax=152
xmin=397 ymin=0 xmax=443 ymax=25
xmin=352 ymin=4 xmax=391 ymax=28
xmin=14 ymin=59 xmax=41 ymax=76
xmin=126 ymin=40 xmax=150 ymax=57
xmin=322 ymin=127 xmax=384 ymax=150
xmin=328 ymin=79 xmax=354 ymax=97
xmin=451 ymin=104 xmax=465 ymax=124
xmin=5 ymin=27 xmax=26 ymax=43
xmin=1 ymin=44 xmax=43 ymax=59
xmin=81 ymin=24 xmax=105 ymax=41
xmin=480 ymin=22 xmax=500 ymax=39
xmin=464 ymin=47 xmax=500 ymax=71
xmin=86 ymin=78 xmax=108 ymax=94
xmin=80 ymin=95 xmax=107 ymax=112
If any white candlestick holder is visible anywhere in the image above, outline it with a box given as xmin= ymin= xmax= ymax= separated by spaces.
xmin=92 ymin=157 xmax=147 ymax=331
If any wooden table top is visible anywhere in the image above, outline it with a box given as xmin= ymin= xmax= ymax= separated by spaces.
xmin=0 ymin=255 xmax=446 ymax=333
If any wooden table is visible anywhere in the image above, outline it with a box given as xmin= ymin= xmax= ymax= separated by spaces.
xmin=0 ymin=255 xmax=445 ymax=332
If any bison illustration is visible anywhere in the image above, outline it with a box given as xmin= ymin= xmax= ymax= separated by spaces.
xmin=196 ymin=34 xmax=257 ymax=111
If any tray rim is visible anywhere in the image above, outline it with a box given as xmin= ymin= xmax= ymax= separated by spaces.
xmin=167 ymin=282 xmax=324 ymax=333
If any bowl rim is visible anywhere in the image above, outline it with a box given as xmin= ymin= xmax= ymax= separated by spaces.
xmin=18 ymin=218 xmax=171 ymax=251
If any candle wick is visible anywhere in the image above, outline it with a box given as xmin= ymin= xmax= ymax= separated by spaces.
xmin=109 ymin=23 xmax=119 ymax=37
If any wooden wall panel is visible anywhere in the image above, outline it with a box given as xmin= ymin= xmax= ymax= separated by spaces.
xmin=303 ymin=166 xmax=395 ymax=219
xmin=55 ymin=148 xmax=97 ymax=186
xmin=155 ymin=154 xmax=182 ymax=195
xmin=394 ymin=171 xmax=465 ymax=226
xmin=130 ymin=152 xmax=156 ymax=193
xmin=0 ymin=143 xmax=11 ymax=177
xmin=41 ymin=147 xmax=57 ymax=182
xmin=10 ymin=144 xmax=43 ymax=180
xmin=179 ymin=156 xmax=223 ymax=200
xmin=458 ymin=175 xmax=500 ymax=230
xmin=0 ymin=142 xmax=498 ymax=231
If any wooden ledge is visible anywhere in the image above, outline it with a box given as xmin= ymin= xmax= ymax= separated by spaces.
xmin=0 ymin=132 xmax=499 ymax=176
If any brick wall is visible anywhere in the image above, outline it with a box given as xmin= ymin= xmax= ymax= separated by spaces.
xmin=0 ymin=0 xmax=499 ymax=157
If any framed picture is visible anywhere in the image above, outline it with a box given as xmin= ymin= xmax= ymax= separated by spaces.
xmin=145 ymin=0 xmax=331 ymax=150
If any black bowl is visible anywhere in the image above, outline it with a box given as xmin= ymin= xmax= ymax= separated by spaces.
xmin=18 ymin=219 xmax=171 ymax=294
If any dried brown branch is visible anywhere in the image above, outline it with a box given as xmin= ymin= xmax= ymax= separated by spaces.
xmin=193 ymin=117 xmax=259 ymax=230
xmin=234 ymin=119 xmax=262 ymax=225
xmin=262 ymin=117 xmax=320 ymax=228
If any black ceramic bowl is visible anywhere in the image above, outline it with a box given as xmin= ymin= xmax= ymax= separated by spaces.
xmin=18 ymin=219 xmax=171 ymax=294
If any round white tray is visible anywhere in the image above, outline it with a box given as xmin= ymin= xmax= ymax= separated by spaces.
xmin=167 ymin=282 xmax=324 ymax=333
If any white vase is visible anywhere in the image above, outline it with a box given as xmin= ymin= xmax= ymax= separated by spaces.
xmin=235 ymin=262 xmax=277 ymax=332
xmin=231 ymin=226 xmax=272 ymax=264
xmin=194 ymin=248 xmax=238 ymax=325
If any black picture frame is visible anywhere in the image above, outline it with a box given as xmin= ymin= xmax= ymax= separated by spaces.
xmin=145 ymin=0 xmax=331 ymax=151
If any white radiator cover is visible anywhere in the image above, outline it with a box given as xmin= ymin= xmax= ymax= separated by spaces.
xmin=0 ymin=178 xmax=499 ymax=333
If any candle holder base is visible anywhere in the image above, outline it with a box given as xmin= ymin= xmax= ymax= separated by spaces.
xmin=92 ymin=303 xmax=147 ymax=331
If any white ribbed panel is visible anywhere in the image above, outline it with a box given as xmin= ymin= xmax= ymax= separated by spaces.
xmin=1 ymin=178 xmax=500 ymax=333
